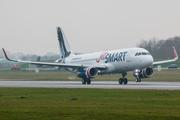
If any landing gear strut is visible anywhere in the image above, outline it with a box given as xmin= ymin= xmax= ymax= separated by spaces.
xmin=82 ymin=78 xmax=91 ymax=84
xmin=119 ymin=72 xmax=128 ymax=85
xmin=82 ymin=78 xmax=86 ymax=84
xmin=87 ymin=78 xmax=91 ymax=84
xmin=134 ymin=69 xmax=141 ymax=82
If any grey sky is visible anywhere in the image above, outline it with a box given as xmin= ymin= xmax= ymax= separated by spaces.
xmin=1 ymin=0 xmax=180 ymax=55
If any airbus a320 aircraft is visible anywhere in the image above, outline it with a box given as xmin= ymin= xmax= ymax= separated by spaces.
xmin=2 ymin=27 xmax=178 ymax=84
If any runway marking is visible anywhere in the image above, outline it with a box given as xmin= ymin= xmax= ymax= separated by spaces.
xmin=0 ymin=81 xmax=180 ymax=90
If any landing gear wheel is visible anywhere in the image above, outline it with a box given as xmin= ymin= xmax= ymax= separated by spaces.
xmin=82 ymin=78 xmax=87 ymax=84
xmin=136 ymin=78 xmax=141 ymax=82
xmin=119 ymin=78 xmax=123 ymax=84
xmin=87 ymin=79 xmax=91 ymax=84
xmin=124 ymin=78 xmax=128 ymax=84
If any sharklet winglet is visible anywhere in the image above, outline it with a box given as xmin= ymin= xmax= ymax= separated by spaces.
xmin=173 ymin=46 xmax=178 ymax=59
xmin=153 ymin=46 xmax=178 ymax=65
xmin=2 ymin=48 xmax=18 ymax=62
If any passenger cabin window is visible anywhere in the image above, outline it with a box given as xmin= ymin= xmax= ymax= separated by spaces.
xmin=135 ymin=52 xmax=150 ymax=56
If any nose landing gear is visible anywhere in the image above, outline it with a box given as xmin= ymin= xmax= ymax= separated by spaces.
xmin=134 ymin=69 xmax=141 ymax=82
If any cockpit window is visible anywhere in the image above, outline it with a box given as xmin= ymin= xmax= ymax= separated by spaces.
xmin=135 ymin=52 xmax=151 ymax=56
xmin=142 ymin=52 xmax=147 ymax=55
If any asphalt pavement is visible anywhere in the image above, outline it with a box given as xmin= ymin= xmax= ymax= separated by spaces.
xmin=0 ymin=81 xmax=180 ymax=90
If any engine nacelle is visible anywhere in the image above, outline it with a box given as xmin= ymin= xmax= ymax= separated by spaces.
xmin=77 ymin=67 xmax=98 ymax=79
xmin=133 ymin=67 xmax=154 ymax=78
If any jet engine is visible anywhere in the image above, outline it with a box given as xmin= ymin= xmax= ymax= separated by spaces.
xmin=133 ymin=67 xmax=154 ymax=78
xmin=77 ymin=67 xmax=98 ymax=79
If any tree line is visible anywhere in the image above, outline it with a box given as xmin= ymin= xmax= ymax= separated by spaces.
xmin=137 ymin=36 xmax=180 ymax=59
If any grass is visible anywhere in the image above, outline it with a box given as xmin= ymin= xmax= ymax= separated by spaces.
xmin=154 ymin=59 xmax=180 ymax=68
xmin=0 ymin=69 xmax=180 ymax=81
xmin=0 ymin=88 xmax=180 ymax=119
xmin=0 ymin=70 xmax=73 ymax=81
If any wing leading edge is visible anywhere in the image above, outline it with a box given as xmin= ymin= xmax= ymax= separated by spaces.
xmin=153 ymin=46 xmax=178 ymax=65
xmin=2 ymin=48 xmax=106 ymax=69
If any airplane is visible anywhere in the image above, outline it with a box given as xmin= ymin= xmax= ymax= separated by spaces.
xmin=2 ymin=27 xmax=178 ymax=85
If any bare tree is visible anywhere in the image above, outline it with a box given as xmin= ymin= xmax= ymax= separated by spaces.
xmin=137 ymin=36 xmax=180 ymax=59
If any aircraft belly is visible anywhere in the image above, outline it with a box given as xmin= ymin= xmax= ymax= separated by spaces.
xmin=113 ymin=62 xmax=135 ymax=72
xmin=99 ymin=63 xmax=116 ymax=74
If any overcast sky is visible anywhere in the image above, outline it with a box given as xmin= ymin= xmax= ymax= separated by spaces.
xmin=1 ymin=0 xmax=180 ymax=55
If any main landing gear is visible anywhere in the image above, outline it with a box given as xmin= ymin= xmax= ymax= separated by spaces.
xmin=119 ymin=72 xmax=128 ymax=84
xmin=136 ymin=78 xmax=141 ymax=82
xmin=82 ymin=78 xmax=91 ymax=84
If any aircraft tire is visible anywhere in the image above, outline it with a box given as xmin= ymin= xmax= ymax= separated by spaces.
xmin=87 ymin=79 xmax=91 ymax=84
xmin=119 ymin=78 xmax=123 ymax=84
xmin=124 ymin=78 xmax=128 ymax=84
xmin=136 ymin=78 xmax=141 ymax=82
xmin=82 ymin=78 xmax=87 ymax=84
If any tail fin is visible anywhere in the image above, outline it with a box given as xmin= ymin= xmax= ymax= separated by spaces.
xmin=57 ymin=27 xmax=74 ymax=59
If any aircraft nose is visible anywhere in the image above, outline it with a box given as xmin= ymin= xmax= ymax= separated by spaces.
xmin=147 ymin=55 xmax=154 ymax=66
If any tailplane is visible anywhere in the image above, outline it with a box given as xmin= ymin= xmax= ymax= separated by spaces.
xmin=57 ymin=27 xmax=74 ymax=59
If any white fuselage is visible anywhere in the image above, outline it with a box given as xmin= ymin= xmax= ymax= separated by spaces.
xmin=63 ymin=47 xmax=154 ymax=75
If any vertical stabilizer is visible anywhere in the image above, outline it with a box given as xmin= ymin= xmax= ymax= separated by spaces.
xmin=57 ymin=27 xmax=74 ymax=59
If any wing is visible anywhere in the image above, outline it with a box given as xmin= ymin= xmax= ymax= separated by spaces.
xmin=2 ymin=48 xmax=106 ymax=69
xmin=153 ymin=46 xmax=178 ymax=65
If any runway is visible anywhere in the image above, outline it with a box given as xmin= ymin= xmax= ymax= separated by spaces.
xmin=0 ymin=81 xmax=180 ymax=90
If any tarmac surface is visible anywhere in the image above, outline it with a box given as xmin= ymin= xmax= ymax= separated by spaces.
xmin=0 ymin=81 xmax=180 ymax=90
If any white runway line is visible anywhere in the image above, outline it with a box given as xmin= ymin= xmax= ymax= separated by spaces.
xmin=0 ymin=81 xmax=180 ymax=90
